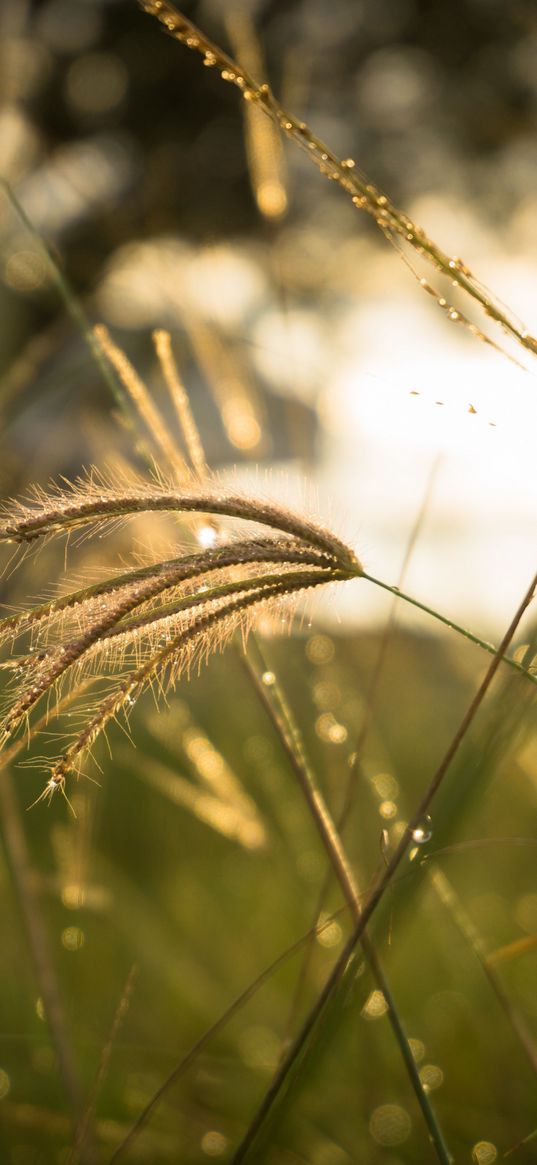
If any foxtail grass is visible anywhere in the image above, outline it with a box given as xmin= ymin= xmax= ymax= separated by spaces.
xmin=0 ymin=472 xmax=361 ymax=807
xmin=1 ymin=467 xmax=535 ymax=814
xmin=139 ymin=0 xmax=537 ymax=364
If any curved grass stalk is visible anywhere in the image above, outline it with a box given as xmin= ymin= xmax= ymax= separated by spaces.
xmin=152 ymin=329 xmax=210 ymax=481
xmin=139 ymin=0 xmax=537 ymax=362
xmin=0 ymin=536 xmax=333 ymax=648
xmin=229 ymin=569 xmax=537 ymax=1162
xmin=1 ymin=478 xmax=536 ymax=689
xmin=94 ymin=324 xmax=188 ymax=484
xmin=26 ymin=569 xmax=345 ymax=803
xmin=0 ymin=473 xmax=358 ymax=806
xmin=0 ymin=476 xmax=359 ymax=571
xmin=90 ymin=563 xmax=343 ymax=651
xmin=2 ymin=482 xmax=536 ymax=793
xmin=0 ymin=553 xmax=340 ymax=744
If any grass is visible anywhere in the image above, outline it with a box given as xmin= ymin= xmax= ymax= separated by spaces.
xmin=0 ymin=3 xmax=536 ymax=1164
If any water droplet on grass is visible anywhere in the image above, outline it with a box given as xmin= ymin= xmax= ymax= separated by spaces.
xmin=412 ymin=816 xmax=432 ymax=844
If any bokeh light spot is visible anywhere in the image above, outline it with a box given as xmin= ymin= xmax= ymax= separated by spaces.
xmin=362 ymin=990 xmax=389 ymax=1020
xmin=61 ymin=926 xmax=85 ymax=952
xmin=201 ymin=1131 xmax=228 ymax=1157
xmin=472 ymin=1142 xmax=497 ymax=1164
xmin=419 ymin=1063 xmax=444 ymax=1091
xmin=306 ymin=635 xmax=335 ymax=665
xmin=316 ymin=913 xmax=343 ymax=949
xmin=369 ymin=1103 xmax=411 ymax=1146
xmin=65 ymin=52 xmax=128 ymax=118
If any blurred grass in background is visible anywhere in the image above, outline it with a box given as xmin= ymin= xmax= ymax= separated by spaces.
xmin=1 ymin=1 xmax=537 ymax=1162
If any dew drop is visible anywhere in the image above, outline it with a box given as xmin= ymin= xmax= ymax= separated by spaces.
xmin=412 ymin=816 xmax=432 ymax=844
xmin=262 ymin=671 xmax=275 ymax=687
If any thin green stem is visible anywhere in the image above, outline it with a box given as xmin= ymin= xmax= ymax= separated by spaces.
xmin=430 ymin=866 xmax=537 ymax=1078
xmin=0 ymin=179 xmax=129 ymax=416
xmin=106 ymin=906 xmax=349 ymax=1163
xmin=242 ymin=643 xmax=452 ymax=1165
xmin=0 ymin=768 xmax=92 ymax=1159
xmin=279 ymin=463 xmax=440 ymax=1060
xmin=69 ymin=965 xmax=138 ymax=1165
xmin=361 ymin=570 xmax=537 ymax=688
xmin=230 ymin=569 xmax=537 ymax=1162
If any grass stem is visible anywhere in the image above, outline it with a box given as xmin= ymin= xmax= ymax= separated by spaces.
xmin=230 ymin=569 xmax=537 ymax=1161
xmin=242 ymin=643 xmax=452 ymax=1164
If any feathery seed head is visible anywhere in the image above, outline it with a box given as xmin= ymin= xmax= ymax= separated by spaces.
xmin=0 ymin=470 xmax=361 ymax=805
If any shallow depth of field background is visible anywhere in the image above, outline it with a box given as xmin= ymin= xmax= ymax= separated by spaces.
xmin=0 ymin=1 xmax=537 ymax=1163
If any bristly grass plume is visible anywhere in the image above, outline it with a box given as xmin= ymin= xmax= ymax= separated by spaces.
xmin=1 ymin=458 xmax=534 ymax=812
xmin=139 ymin=0 xmax=537 ymax=366
xmin=0 ymin=467 xmax=362 ymax=808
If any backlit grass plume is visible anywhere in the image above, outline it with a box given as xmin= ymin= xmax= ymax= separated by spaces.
xmin=139 ymin=0 xmax=537 ymax=364
xmin=0 ymin=470 xmax=362 ymax=807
